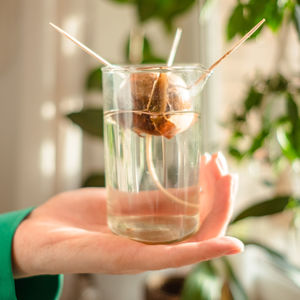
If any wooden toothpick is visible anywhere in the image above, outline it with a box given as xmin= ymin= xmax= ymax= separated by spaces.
xmin=49 ymin=22 xmax=113 ymax=67
xmin=167 ymin=28 xmax=183 ymax=66
xmin=192 ymin=18 xmax=266 ymax=87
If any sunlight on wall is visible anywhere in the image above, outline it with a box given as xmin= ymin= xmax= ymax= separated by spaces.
xmin=60 ymin=96 xmax=83 ymax=113
xmin=62 ymin=126 xmax=82 ymax=178
xmin=40 ymin=101 xmax=56 ymax=120
xmin=61 ymin=15 xmax=83 ymax=56
xmin=40 ymin=139 xmax=55 ymax=177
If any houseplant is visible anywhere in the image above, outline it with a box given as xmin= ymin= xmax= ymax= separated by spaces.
xmin=66 ymin=0 xmax=300 ymax=299
xmin=180 ymin=0 xmax=300 ymax=299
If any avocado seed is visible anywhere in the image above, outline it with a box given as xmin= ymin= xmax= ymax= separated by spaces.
xmin=117 ymin=71 xmax=196 ymax=139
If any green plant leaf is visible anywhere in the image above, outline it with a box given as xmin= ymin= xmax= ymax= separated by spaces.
xmin=232 ymin=130 xmax=244 ymax=139
xmin=226 ymin=4 xmax=246 ymax=41
xmin=142 ymin=54 xmax=166 ymax=64
xmin=244 ymin=86 xmax=264 ymax=112
xmin=139 ymin=35 xmax=166 ymax=63
xmin=276 ymin=93 xmax=300 ymax=161
xmin=141 ymin=36 xmax=155 ymax=61
xmin=276 ymin=126 xmax=299 ymax=160
xmin=226 ymin=0 xmax=288 ymax=41
xmin=244 ymin=241 xmax=300 ymax=288
xmin=82 ymin=173 xmax=105 ymax=187
xmin=228 ymin=146 xmax=244 ymax=161
xmin=286 ymin=93 xmax=299 ymax=129
xmin=231 ymin=195 xmax=293 ymax=224
xmin=124 ymin=35 xmax=166 ymax=64
xmin=136 ymin=0 xmax=196 ymax=31
xmin=232 ymin=113 xmax=246 ymax=123
xmin=159 ymin=0 xmax=196 ymax=31
xmin=265 ymin=73 xmax=288 ymax=92
xmin=86 ymin=68 xmax=102 ymax=91
xmin=222 ymin=258 xmax=248 ymax=300
xmin=181 ymin=261 xmax=221 ymax=300
xmin=286 ymin=93 xmax=300 ymax=156
xmin=108 ymin=0 xmax=135 ymax=3
xmin=260 ymin=0 xmax=285 ymax=32
xmin=294 ymin=3 xmax=300 ymax=40
xmin=247 ymin=0 xmax=285 ymax=32
xmin=66 ymin=108 xmax=103 ymax=138
xmin=244 ymin=240 xmax=285 ymax=259
xmin=136 ymin=0 xmax=158 ymax=23
xmin=247 ymin=127 xmax=269 ymax=155
xmin=226 ymin=1 xmax=265 ymax=41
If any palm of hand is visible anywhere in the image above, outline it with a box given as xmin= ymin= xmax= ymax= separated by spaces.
xmin=12 ymin=153 xmax=243 ymax=278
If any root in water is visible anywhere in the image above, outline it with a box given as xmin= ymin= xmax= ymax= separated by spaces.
xmin=145 ymin=134 xmax=199 ymax=208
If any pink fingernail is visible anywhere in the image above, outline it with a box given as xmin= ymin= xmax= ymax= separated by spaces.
xmin=216 ymin=152 xmax=228 ymax=175
xmin=224 ymin=249 xmax=242 ymax=255
xmin=202 ymin=153 xmax=211 ymax=164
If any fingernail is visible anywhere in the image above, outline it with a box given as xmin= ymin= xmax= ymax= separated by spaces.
xmin=202 ymin=153 xmax=211 ymax=164
xmin=224 ymin=248 xmax=243 ymax=255
xmin=222 ymin=237 xmax=244 ymax=254
xmin=216 ymin=152 xmax=228 ymax=175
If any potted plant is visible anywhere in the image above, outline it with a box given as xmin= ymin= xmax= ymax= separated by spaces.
xmin=66 ymin=0 xmax=300 ymax=299
xmin=176 ymin=1 xmax=300 ymax=299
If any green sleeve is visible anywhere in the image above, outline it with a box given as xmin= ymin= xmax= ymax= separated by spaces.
xmin=0 ymin=208 xmax=63 ymax=300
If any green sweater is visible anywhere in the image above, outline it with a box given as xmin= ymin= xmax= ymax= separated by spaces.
xmin=0 ymin=208 xmax=63 ymax=300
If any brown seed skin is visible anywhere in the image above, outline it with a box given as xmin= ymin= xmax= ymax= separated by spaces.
xmin=118 ymin=72 xmax=194 ymax=139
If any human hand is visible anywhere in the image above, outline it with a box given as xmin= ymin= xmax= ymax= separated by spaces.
xmin=12 ymin=152 xmax=243 ymax=278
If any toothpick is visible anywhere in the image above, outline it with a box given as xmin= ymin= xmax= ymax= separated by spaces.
xmin=49 ymin=22 xmax=113 ymax=67
xmin=192 ymin=18 xmax=266 ymax=86
xmin=167 ymin=28 xmax=183 ymax=67
xmin=209 ymin=18 xmax=265 ymax=72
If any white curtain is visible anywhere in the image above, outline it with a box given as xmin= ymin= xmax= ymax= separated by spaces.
xmin=0 ymin=0 xmax=89 ymax=211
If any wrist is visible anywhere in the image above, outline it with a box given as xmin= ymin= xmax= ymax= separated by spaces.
xmin=11 ymin=213 xmax=35 ymax=278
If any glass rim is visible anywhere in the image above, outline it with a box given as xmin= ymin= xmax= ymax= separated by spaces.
xmin=102 ymin=63 xmax=211 ymax=74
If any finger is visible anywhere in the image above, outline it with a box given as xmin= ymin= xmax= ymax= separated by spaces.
xmin=215 ymin=152 xmax=229 ymax=175
xmin=199 ymin=153 xmax=213 ymax=189
xmin=200 ymin=152 xmax=211 ymax=170
xmin=207 ymin=152 xmax=229 ymax=180
xmin=199 ymin=158 xmax=216 ymax=222
xmin=199 ymin=152 xmax=228 ymax=221
xmin=196 ymin=174 xmax=237 ymax=241
xmin=136 ymin=236 xmax=244 ymax=271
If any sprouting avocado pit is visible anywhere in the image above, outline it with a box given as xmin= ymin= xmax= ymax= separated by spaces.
xmin=118 ymin=72 xmax=196 ymax=139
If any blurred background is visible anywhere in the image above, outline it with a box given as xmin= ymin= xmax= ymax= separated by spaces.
xmin=1 ymin=0 xmax=300 ymax=299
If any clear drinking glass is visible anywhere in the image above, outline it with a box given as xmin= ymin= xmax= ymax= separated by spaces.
xmin=102 ymin=65 xmax=210 ymax=244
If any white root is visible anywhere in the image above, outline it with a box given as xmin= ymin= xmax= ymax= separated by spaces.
xmin=145 ymin=134 xmax=199 ymax=208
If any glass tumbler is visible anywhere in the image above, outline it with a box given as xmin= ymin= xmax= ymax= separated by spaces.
xmin=102 ymin=65 xmax=210 ymax=244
